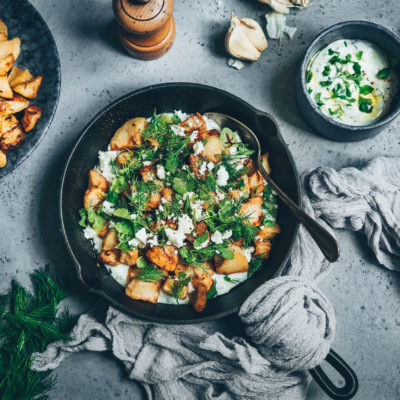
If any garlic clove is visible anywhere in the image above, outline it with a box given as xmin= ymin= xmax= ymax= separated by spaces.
xmin=225 ymin=14 xmax=268 ymax=62
xmin=240 ymin=18 xmax=268 ymax=52
xmin=258 ymin=0 xmax=310 ymax=13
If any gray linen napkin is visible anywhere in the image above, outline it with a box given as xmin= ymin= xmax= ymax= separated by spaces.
xmin=32 ymin=157 xmax=400 ymax=400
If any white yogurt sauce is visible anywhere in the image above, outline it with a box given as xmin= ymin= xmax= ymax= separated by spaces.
xmin=306 ymin=39 xmax=398 ymax=126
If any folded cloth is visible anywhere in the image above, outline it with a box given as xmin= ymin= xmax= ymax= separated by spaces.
xmin=31 ymin=157 xmax=400 ymax=399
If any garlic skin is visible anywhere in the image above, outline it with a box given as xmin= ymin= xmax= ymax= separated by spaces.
xmin=266 ymin=12 xmax=297 ymax=41
xmin=258 ymin=0 xmax=310 ymax=14
xmin=225 ymin=14 xmax=268 ymax=62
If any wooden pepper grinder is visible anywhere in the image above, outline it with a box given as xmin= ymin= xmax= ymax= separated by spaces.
xmin=113 ymin=0 xmax=175 ymax=60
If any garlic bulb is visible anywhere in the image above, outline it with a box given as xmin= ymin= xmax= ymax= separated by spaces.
xmin=258 ymin=0 xmax=310 ymax=14
xmin=225 ymin=14 xmax=268 ymax=62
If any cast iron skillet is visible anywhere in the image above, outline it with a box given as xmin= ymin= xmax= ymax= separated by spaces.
xmin=60 ymin=83 xmax=357 ymax=399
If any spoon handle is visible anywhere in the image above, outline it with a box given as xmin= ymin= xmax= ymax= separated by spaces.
xmin=257 ymin=160 xmax=340 ymax=262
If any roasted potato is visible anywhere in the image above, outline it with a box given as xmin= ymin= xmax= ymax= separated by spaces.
xmin=239 ymin=196 xmax=263 ymax=227
xmin=254 ymin=239 xmax=271 ymax=258
xmin=248 ymin=171 xmax=265 ymax=196
xmin=0 ymin=123 xmax=25 ymax=152
xmin=13 ymin=75 xmax=43 ymax=99
xmin=145 ymin=190 xmax=161 ymax=210
xmin=21 ymin=105 xmax=42 ymax=132
xmin=261 ymin=152 xmax=271 ymax=174
xmin=188 ymin=154 xmax=206 ymax=179
xmin=186 ymin=221 xmax=208 ymax=244
xmin=179 ymin=112 xmax=207 ymax=138
xmin=201 ymin=131 xmax=222 ymax=163
xmin=7 ymin=66 xmax=32 ymax=87
xmin=215 ymin=244 xmax=249 ymax=274
xmin=0 ymin=74 xmax=12 ymax=99
xmin=120 ymin=249 xmax=139 ymax=266
xmin=88 ymin=169 xmax=109 ymax=192
xmin=257 ymin=224 xmax=281 ymax=240
xmin=0 ymin=149 xmax=6 ymax=168
xmin=229 ymin=174 xmax=250 ymax=200
xmin=146 ymin=245 xmax=178 ymax=271
xmin=102 ymin=230 xmax=118 ymax=251
xmin=0 ymin=54 xmax=14 ymax=75
xmin=243 ymin=158 xmax=256 ymax=176
xmin=110 ymin=117 xmax=148 ymax=150
xmin=0 ymin=94 xmax=29 ymax=115
xmin=189 ymin=281 xmax=208 ymax=312
xmin=191 ymin=262 xmax=214 ymax=291
xmin=98 ymin=249 xmax=120 ymax=266
xmin=0 ymin=19 xmax=8 ymax=41
xmin=83 ymin=187 xmax=104 ymax=209
xmin=0 ymin=114 xmax=19 ymax=133
xmin=125 ymin=279 xmax=161 ymax=303
xmin=0 ymin=38 xmax=20 ymax=61
xmin=161 ymin=187 xmax=174 ymax=204
xmin=98 ymin=221 xmax=110 ymax=238
xmin=140 ymin=165 xmax=156 ymax=182
xmin=162 ymin=278 xmax=188 ymax=299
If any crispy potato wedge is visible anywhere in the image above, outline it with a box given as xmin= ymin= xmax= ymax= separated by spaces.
xmin=146 ymin=245 xmax=178 ymax=272
xmin=248 ymin=171 xmax=265 ymax=196
xmin=98 ymin=249 xmax=120 ymax=266
xmin=0 ymin=149 xmax=6 ymax=168
xmin=0 ymin=38 xmax=20 ymax=61
xmin=179 ymin=112 xmax=207 ymax=138
xmin=229 ymin=174 xmax=250 ymax=200
xmin=88 ymin=169 xmax=109 ymax=192
xmin=0 ymin=94 xmax=29 ymax=115
xmin=120 ymin=249 xmax=139 ymax=267
xmin=201 ymin=132 xmax=222 ymax=163
xmin=0 ymin=114 xmax=19 ymax=133
xmin=21 ymin=105 xmax=42 ymax=132
xmin=13 ymin=75 xmax=42 ymax=99
xmin=162 ymin=278 xmax=188 ymax=299
xmin=0 ymin=123 xmax=25 ymax=152
xmin=189 ymin=281 xmax=208 ymax=312
xmin=8 ymin=66 xmax=32 ymax=87
xmin=0 ymin=20 xmax=8 ymax=41
xmin=0 ymin=54 xmax=14 ymax=75
xmin=254 ymin=239 xmax=271 ymax=258
xmin=257 ymin=224 xmax=280 ymax=240
xmin=83 ymin=187 xmax=104 ymax=209
xmin=102 ymin=230 xmax=118 ymax=251
xmin=215 ymin=244 xmax=249 ymax=274
xmin=110 ymin=117 xmax=148 ymax=150
xmin=145 ymin=189 xmax=161 ymax=210
xmin=261 ymin=152 xmax=271 ymax=174
xmin=98 ymin=221 xmax=110 ymax=239
xmin=191 ymin=263 xmax=214 ymax=291
xmin=126 ymin=279 xmax=161 ymax=303
xmin=239 ymin=196 xmax=263 ymax=227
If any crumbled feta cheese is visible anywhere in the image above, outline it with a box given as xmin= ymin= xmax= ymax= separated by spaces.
xmin=211 ymin=231 xmax=223 ymax=244
xmin=165 ymin=228 xmax=186 ymax=248
xmin=102 ymin=201 xmax=115 ymax=215
xmin=128 ymin=238 xmax=139 ymax=248
xmin=159 ymin=204 xmax=164 ymax=212
xmin=97 ymin=150 xmax=119 ymax=180
xmin=83 ymin=226 xmax=97 ymax=240
xmin=215 ymin=190 xmax=225 ymax=202
xmin=143 ymin=161 xmax=152 ymax=166
xmin=192 ymin=200 xmax=204 ymax=220
xmin=207 ymin=162 xmax=215 ymax=171
xmin=178 ymin=214 xmax=194 ymax=234
xmin=130 ymin=213 xmax=137 ymax=219
xmin=147 ymin=234 xmax=159 ymax=248
xmin=216 ymin=166 xmax=229 ymax=186
xmin=171 ymin=124 xmax=186 ymax=137
xmin=109 ymin=221 xmax=116 ymax=229
xmin=189 ymin=130 xmax=198 ymax=142
xmin=193 ymin=141 xmax=204 ymax=155
xmin=161 ymin=197 xmax=167 ymax=204
xmin=174 ymin=110 xmax=189 ymax=121
xmin=230 ymin=146 xmax=237 ymax=155
xmin=222 ymin=230 xmax=232 ymax=239
xmin=198 ymin=161 xmax=207 ymax=176
xmin=135 ymin=228 xmax=148 ymax=248
xmin=156 ymin=164 xmax=166 ymax=180
xmin=203 ymin=116 xmax=221 ymax=131
xmin=243 ymin=247 xmax=255 ymax=262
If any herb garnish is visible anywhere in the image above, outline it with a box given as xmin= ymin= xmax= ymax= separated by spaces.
xmin=377 ymin=68 xmax=390 ymax=79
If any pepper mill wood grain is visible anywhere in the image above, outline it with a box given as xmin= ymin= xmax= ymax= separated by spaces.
xmin=113 ymin=0 xmax=175 ymax=60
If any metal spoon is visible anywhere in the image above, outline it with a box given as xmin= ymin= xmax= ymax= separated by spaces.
xmin=204 ymin=112 xmax=340 ymax=262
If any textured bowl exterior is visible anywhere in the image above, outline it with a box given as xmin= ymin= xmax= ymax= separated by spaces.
xmin=297 ymin=21 xmax=400 ymax=142
xmin=0 ymin=0 xmax=61 ymax=178
xmin=60 ymin=83 xmax=301 ymax=324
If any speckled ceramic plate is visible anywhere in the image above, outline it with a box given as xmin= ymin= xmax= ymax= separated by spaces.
xmin=0 ymin=0 xmax=61 ymax=178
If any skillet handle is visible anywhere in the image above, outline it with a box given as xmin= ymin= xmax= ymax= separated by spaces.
xmin=309 ymin=349 xmax=358 ymax=400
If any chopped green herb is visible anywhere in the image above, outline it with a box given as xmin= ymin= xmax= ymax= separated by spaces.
xmin=319 ymin=80 xmax=332 ymax=87
xmin=359 ymin=85 xmax=374 ymax=95
xmin=248 ymin=255 xmax=264 ymax=277
xmin=356 ymin=50 xmax=363 ymax=60
xmin=353 ymin=62 xmax=361 ymax=75
xmin=206 ymin=281 xmax=217 ymax=300
xmin=358 ymin=96 xmax=373 ymax=113
xmin=87 ymin=207 xmax=106 ymax=231
xmin=377 ymin=68 xmax=390 ymax=79
xmin=135 ymin=264 xmax=163 ymax=283
xmin=308 ymin=88 xmax=312 ymax=94
xmin=322 ymin=65 xmax=331 ymax=76
xmin=314 ymin=93 xmax=324 ymax=107
xmin=223 ymin=275 xmax=240 ymax=284
xmin=78 ymin=208 xmax=87 ymax=227
xmin=306 ymin=70 xmax=313 ymax=83
xmin=194 ymin=232 xmax=209 ymax=248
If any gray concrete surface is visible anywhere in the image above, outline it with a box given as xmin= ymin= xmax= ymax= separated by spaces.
xmin=1 ymin=0 xmax=399 ymax=399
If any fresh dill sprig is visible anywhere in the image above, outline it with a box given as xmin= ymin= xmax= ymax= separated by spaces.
xmin=0 ymin=266 xmax=71 ymax=400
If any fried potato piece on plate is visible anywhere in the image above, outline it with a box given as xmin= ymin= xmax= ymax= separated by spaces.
xmin=8 ymin=66 xmax=33 ymax=87
xmin=0 ymin=123 xmax=25 ymax=152
xmin=146 ymin=245 xmax=178 ymax=271
xmin=88 ymin=169 xmax=109 ymax=192
xmin=126 ymin=279 xmax=161 ymax=303
xmin=189 ymin=280 xmax=208 ymax=312
xmin=201 ymin=131 xmax=223 ymax=163
xmin=229 ymin=174 xmax=250 ymax=200
xmin=248 ymin=171 xmax=265 ymax=196
xmin=83 ymin=187 xmax=104 ymax=209
xmin=257 ymin=224 xmax=280 ymax=240
xmin=120 ymin=249 xmax=139 ymax=267
xmin=239 ymin=196 xmax=263 ymax=227
xmin=21 ymin=105 xmax=42 ymax=132
xmin=215 ymin=244 xmax=249 ymax=274
xmin=98 ymin=249 xmax=120 ymax=266
xmin=0 ymin=74 xmax=13 ymax=99
xmin=162 ymin=278 xmax=188 ymax=299
xmin=0 ymin=54 xmax=14 ymax=75
xmin=254 ymin=239 xmax=271 ymax=259
xmin=0 ymin=38 xmax=20 ymax=61
xmin=110 ymin=117 xmax=148 ymax=150
xmin=0 ymin=94 xmax=29 ymax=115
xmin=0 ymin=20 xmax=8 ymax=41
xmin=261 ymin=152 xmax=271 ymax=174
xmin=179 ymin=112 xmax=207 ymax=139
xmin=0 ymin=114 xmax=19 ymax=133
xmin=13 ymin=76 xmax=42 ymax=99
xmin=102 ymin=230 xmax=118 ymax=251
xmin=0 ymin=149 xmax=6 ymax=168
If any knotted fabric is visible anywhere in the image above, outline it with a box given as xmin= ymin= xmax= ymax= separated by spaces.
xmin=32 ymin=157 xmax=400 ymax=399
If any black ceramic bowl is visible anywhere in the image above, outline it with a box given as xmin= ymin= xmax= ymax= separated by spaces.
xmin=297 ymin=21 xmax=400 ymax=142
xmin=60 ymin=83 xmax=300 ymax=324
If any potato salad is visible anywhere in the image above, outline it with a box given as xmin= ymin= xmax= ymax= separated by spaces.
xmin=78 ymin=111 xmax=280 ymax=312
